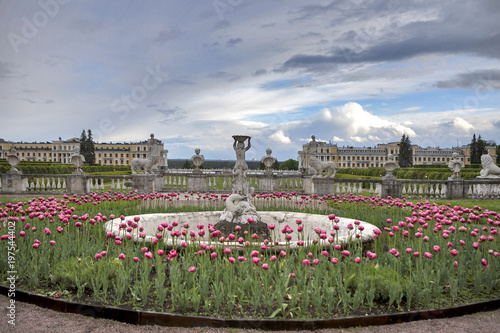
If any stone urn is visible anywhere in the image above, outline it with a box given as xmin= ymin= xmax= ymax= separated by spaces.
xmin=6 ymin=148 xmax=21 ymax=174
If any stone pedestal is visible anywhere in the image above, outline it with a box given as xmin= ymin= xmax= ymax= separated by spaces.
xmin=1 ymin=173 xmax=25 ymax=194
xmin=447 ymin=179 xmax=465 ymax=199
xmin=260 ymin=174 xmax=278 ymax=192
xmin=303 ymin=176 xmax=313 ymax=194
xmin=131 ymin=174 xmax=158 ymax=193
xmin=67 ymin=173 xmax=87 ymax=195
xmin=312 ymin=177 xmax=336 ymax=195
xmin=188 ymin=174 xmax=207 ymax=191
xmin=381 ymin=175 xmax=401 ymax=198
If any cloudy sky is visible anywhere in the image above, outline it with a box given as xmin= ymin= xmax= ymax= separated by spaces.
xmin=1 ymin=0 xmax=499 ymax=161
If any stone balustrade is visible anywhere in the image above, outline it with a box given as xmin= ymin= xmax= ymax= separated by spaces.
xmin=1 ymin=171 xmax=500 ymax=200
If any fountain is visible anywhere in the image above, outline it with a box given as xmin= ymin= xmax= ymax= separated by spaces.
xmin=214 ymin=135 xmax=270 ymax=239
xmin=104 ymin=135 xmax=379 ymax=249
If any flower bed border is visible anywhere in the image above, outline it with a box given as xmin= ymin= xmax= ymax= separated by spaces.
xmin=2 ymin=285 xmax=500 ymax=330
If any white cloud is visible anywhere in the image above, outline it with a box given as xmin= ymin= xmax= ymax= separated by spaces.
xmin=451 ymin=117 xmax=474 ymax=132
xmin=270 ymin=130 xmax=292 ymax=144
xmin=402 ymin=106 xmax=421 ymax=112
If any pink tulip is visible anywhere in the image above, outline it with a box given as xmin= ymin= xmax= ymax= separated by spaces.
xmin=118 ymin=253 xmax=125 ymax=260
xmin=302 ymin=259 xmax=310 ymax=266
xmin=331 ymin=258 xmax=339 ymax=264
xmin=189 ymin=266 xmax=196 ymax=272
xmin=262 ymin=263 xmax=269 ymax=270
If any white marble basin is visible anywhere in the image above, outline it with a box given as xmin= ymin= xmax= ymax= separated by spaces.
xmin=104 ymin=211 xmax=379 ymax=249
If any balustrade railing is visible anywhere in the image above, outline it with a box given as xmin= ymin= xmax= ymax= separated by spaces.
xmin=86 ymin=175 xmax=132 ymax=193
xmin=333 ymin=179 xmax=382 ymax=197
xmin=400 ymin=180 xmax=447 ymax=200
xmin=23 ymin=175 xmax=67 ymax=193
xmin=466 ymin=179 xmax=500 ymax=200
xmin=2 ymin=171 xmax=500 ymax=200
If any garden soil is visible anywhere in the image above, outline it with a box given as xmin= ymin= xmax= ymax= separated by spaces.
xmin=1 ymin=294 xmax=499 ymax=333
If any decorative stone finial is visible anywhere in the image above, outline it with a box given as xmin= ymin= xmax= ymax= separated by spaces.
xmin=260 ymin=148 xmax=276 ymax=172
xmin=448 ymin=152 xmax=464 ymax=180
xmin=383 ymin=154 xmax=398 ymax=179
xmin=70 ymin=147 xmax=85 ymax=174
xmin=191 ymin=148 xmax=205 ymax=172
xmin=6 ymin=148 xmax=21 ymax=174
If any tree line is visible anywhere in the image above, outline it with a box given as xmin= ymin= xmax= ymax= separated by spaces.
xmin=397 ymin=133 xmax=495 ymax=167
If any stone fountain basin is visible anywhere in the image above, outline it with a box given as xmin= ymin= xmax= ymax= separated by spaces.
xmin=104 ymin=211 xmax=378 ymax=249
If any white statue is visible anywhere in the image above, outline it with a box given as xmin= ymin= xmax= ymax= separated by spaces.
xmin=219 ymin=135 xmax=262 ymax=225
xmin=383 ymin=154 xmax=398 ymax=179
xmin=130 ymin=134 xmax=162 ymax=174
xmin=232 ymin=135 xmax=251 ymax=194
xmin=6 ymin=148 xmax=21 ymax=174
xmin=191 ymin=148 xmax=205 ymax=172
xmin=479 ymin=154 xmax=500 ymax=178
xmin=308 ymin=155 xmax=336 ymax=177
xmin=260 ymin=148 xmax=276 ymax=172
xmin=448 ymin=152 xmax=464 ymax=179
xmin=70 ymin=147 xmax=85 ymax=173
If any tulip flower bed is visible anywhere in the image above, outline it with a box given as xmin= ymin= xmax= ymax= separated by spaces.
xmin=1 ymin=191 xmax=499 ymax=319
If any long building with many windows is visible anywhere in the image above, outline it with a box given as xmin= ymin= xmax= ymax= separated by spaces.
xmin=298 ymin=136 xmax=497 ymax=170
xmin=0 ymin=138 xmax=166 ymax=166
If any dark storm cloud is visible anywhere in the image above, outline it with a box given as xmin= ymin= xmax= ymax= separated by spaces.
xmin=280 ymin=33 xmax=500 ymax=70
xmin=226 ymin=37 xmax=243 ymax=47
xmin=280 ymin=0 xmax=500 ymax=71
xmin=153 ymin=27 xmax=184 ymax=43
xmin=0 ymin=61 xmax=14 ymax=79
xmin=436 ymin=69 xmax=500 ymax=90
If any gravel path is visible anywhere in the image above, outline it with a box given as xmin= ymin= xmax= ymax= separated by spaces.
xmin=1 ymin=294 xmax=500 ymax=333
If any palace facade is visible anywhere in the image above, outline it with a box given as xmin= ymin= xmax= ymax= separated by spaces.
xmin=298 ymin=136 xmax=497 ymax=170
xmin=0 ymin=138 xmax=166 ymax=166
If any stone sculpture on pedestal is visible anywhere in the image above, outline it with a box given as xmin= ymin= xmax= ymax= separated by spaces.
xmin=191 ymin=148 xmax=205 ymax=173
xmin=307 ymin=135 xmax=336 ymax=177
xmin=6 ymin=148 xmax=21 ymax=174
xmin=130 ymin=134 xmax=162 ymax=174
xmin=70 ymin=147 xmax=85 ymax=173
xmin=383 ymin=154 xmax=398 ymax=179
xmin=260 ymin=148 xmax=276 ymax=173
xmin=479 ymin=154 xmax=500 ymax=178
xmin=448 ymin=152 xmax=464 ymax=179
xmin=216 ymin=135 xmax=269 ymax=239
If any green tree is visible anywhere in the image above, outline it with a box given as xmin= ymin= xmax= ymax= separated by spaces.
xmin=79 ymin=129 xmax=96 ymax=165
xmin=86 ymin=129 xmax=96 ymax=165
xmin=398 ymin=134 xmax=413 ymax=168
xmin=182 ymin=160 xmax=192 ymax=169
xmin=470 ymin=134 xmax=487 ymax=164
xmin=279 ymin=159 xmax=299 ymax=170
xmin=79 ymin=130 xmax=88 ymax=163
xmin=470 ymin=134 xmax=478 ymax=164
